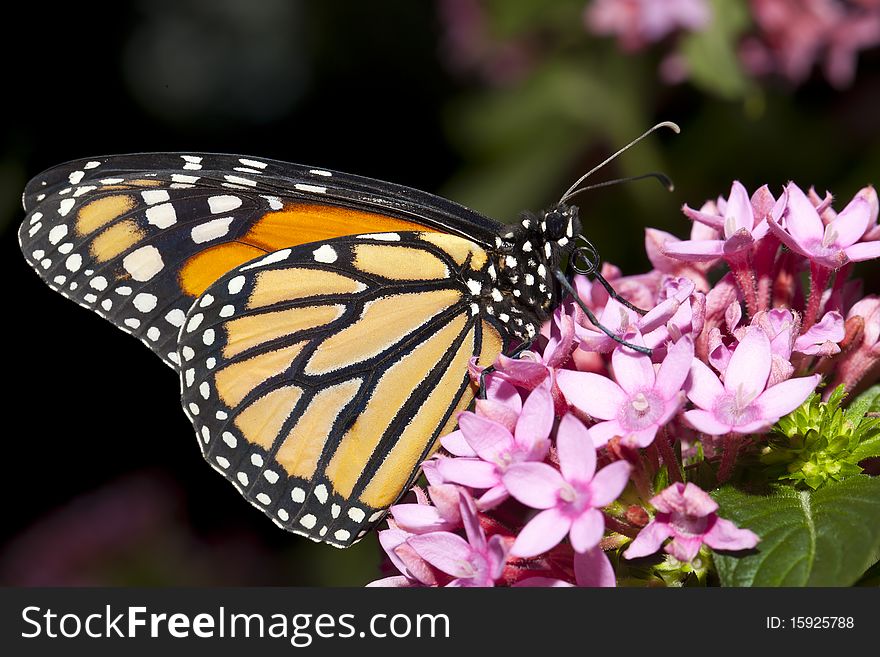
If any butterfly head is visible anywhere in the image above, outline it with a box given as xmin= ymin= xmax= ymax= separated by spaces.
xmin=485 ymin=203 xmax=582 ymax=341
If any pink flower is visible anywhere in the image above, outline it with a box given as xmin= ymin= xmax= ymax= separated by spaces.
xmin=406 ymin=494 xmax=510 ymax=587
xmin=514 ymin=546 xmax=616 ymax=587
xmin=586 ymin=0 xmax=711 ymax=51
xmin=438 ymin=384 xmax=553 ymax=508
xmin=793 ymin=310 xmax=845 ymax=356
xmin=663 ymin=181 xmax=778 ymax=261
xmin=502 ymin=414 xmax=632 ymax=557
xmin=387 ymin=484 xmax=463 ymax=535
xmin=684 ymin=326 xmax=821 ymax=435
xmin=769 ymin=182 xmax=880 ymax=269
xmin=491 ymin=305 xmax=576 ymax=392
xmin=624 ymin=482 xmax=759 ymax=562
xmin=557 ymin=335 xmax=694 ymax=447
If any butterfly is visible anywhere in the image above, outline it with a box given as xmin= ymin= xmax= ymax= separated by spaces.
xmin=17 ymin=142 xmax=661 ymax=548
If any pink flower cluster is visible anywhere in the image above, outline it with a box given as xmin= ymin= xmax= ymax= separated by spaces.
xmin=369 ymin=180 xmax=880 ymax=587
xmin=584 ymin=0 xmax=880 ymax=88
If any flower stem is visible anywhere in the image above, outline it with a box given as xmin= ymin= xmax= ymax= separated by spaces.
xmin=717 ymin=433 xmax=744 ymax=484
xmin=655 ymin=430 xmax=683 ymax=483
xmin=728 ymin=252 xmax=758 ymax=318
xmin=803 ymin=261 xmax=832 ymax=330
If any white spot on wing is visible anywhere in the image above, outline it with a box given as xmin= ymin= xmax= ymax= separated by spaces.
xmin=191 ymin=217 xmax=234 ymax=244
xmin=68 ymin=170 xmax=85 ymax=185
xmin=357 ymin=233 xmax=400 ymax=241
xmin=228 ymin=275 xmax=246 ymax=294
xmin=58 ymin=198 xmax=75 ymax=216
xmin=142 ymin=190 xmax=170 ymax=205
xmin=240 ymin=249 xmax=291 ymax=271
xmin=133 ymin=293 xmax=158 ymax=313
xmin=295 ymin=183 xmax=326 ymax=194
xmin=123 ymin=246 xmax=164 ymax=281
xmin=313 ymin=244 xmax=337 ymax=263
xmin=145 ymin=203 xmax=177 ymax=228
xmin=239 ymin=158 xmax=267 ymax=169
xmin=208 ymin=195 xmax=242 ymax=214
xmin=48 ymin=225 xmax=68 ymax=245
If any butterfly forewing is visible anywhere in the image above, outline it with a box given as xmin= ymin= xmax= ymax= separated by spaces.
xmin=176 ymin=232 xmax=507 ymax=546
xmin=19 ymin=153 xmax=502 ymax=369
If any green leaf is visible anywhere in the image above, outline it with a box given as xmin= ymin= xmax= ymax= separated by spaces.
xmin=678 ymin=0 xmax=751 ymax=99
xmin=712 ymin=476 xmax=880 ymax=586
xmin=844 ymin=384 xmax=880 ymax=424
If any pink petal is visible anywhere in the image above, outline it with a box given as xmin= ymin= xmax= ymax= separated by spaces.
xmin=680 ymin=482 xmax=719 ymax=516
xmin=544 ymin=306 xmax=576 ymax=368
xmin=750 ymin=184 xmax=776 ymax=220
xmin=831 ymin=196 xmax=872 ymax=248
xmin=569 ymin=508 xmax=605 ymax=553
xmin=484 ymin=376 xmax=522 ymax=412
xmin=502 ymin=462 xmax=564 ymax=509
xmin=785 ymin=182 xmax=825 ymax=244
xmin=379 ymin=529 xmax=415 ymax=578
xmin=611 ymin=333 xmax=655 ymax=393
xmin=724 ymin=326 xmax=771 ymax=404
xmin=583 ymin=419 xmax=625 ymax=447
xmin=753 ymin=374 xmax=821 ymax=420
xmin=510 ymin=507 xmax=571 ymax=558
xmin=556 ymin=413 xmax=597 ymax=484
xmin=666 ymin=535 xmax=704 ymax=562
xmin=682 ymin=409 xmax=732 ymax=435
xmin=436 ymin=458 xmax=500 ymax=489
xmin=588 ymin=460 xmax=632 ymax=507
xmin=497 ymin=354 xmax=548 ymax=388
xmin=767 ymin=217 xmax=812 ymax=258
xmin=475 ymin=399 xmax=519 ymax=433
xmin=366 ymin=576 xmax=419 ymax=587
xmin=703 ymin=517 xmax=760 ymax=552
xmin=662 ymin=239 xmax=726 ymax=262
xmin=681 ymin=203 xmax=724 ymax=230
xmin=391 ymin=503 xmax=455 ymax=534
xmin=513 ymin=577 xmax=574 ymax=587
xmin=485 ymin=535 xmax=509 ymax=580
xmin=622 ymin=425 xmax=661 ymax=448
xmin=623 ymin=520 xmax=673 ymax=559
xmin=645 ymin=227 xmax=680 ymax=273
xmin=724 ymin=181 xmax=755 ymax=236
xmin=457 ymin=412 xmax=514 ymax=463
xmin=408 ymin=532 xmax=475 ymax=578
xmin=793 ymin=311 xmax=844 ymax=354
xmin=514 ymin=384 xmax=554 ymax=457
xmin=459 ymin=492 xmax=484 ymax=549
xmin=441 ymin=429 xmax=477 ymax=457
xmin=685 ymin=358 xmax=724 ymax=410
xmin=843 ymin=241 xmax=880 ymax=263
xmin=654 ymin=335 xmax=695 ymax=399
xmin=475 ymin=484 xmax=509 ymax=510
xmin=556 ymin=369 xmax=626 ymax=419
xmin=573 ymin=546 xmax=616 ymax=587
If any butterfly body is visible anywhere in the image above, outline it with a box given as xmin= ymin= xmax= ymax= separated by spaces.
xmin=19 ymin=153 xmax=580 ymax=546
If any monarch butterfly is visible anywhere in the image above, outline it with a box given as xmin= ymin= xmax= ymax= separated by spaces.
xmin=18 ymin=126 xmax=672 ymax=548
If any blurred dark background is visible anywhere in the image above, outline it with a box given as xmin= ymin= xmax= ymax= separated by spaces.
xmin=2 ymin=0 xmax=879 ymax=586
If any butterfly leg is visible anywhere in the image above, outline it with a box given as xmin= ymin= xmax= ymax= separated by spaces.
xmin=477 ymin=340 xmax=534 ymax=399
xmin=554 ymin=271 xmax=653 ymax=356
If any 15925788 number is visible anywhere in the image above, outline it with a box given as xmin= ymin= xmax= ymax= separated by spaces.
xmin=790 ymin=617 xmax=854 ymax=629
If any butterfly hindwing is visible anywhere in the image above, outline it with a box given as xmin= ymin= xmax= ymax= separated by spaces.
xmin=19 ymin=153 xmax=502 ymax=369
xmin=176 ymin=232 xmax=508 ymax=546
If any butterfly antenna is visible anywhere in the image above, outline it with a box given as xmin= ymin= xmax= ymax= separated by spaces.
xmin=562 ymin=171 xmax=674 ymax=203
xmin=558 ymin=121 xmax=680 ymax=205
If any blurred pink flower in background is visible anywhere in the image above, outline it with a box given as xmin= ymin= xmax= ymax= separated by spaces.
xmin=585 ymin=0 xmax=712 ymax=51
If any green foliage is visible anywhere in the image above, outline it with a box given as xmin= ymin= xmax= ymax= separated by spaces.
xmin=760 ymin=385 xmax=880 ymax=489
xmin=679 ymin=0 xmax=752 ymax=100
xmin=713 ymin=476 xmax=880 ymax=586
